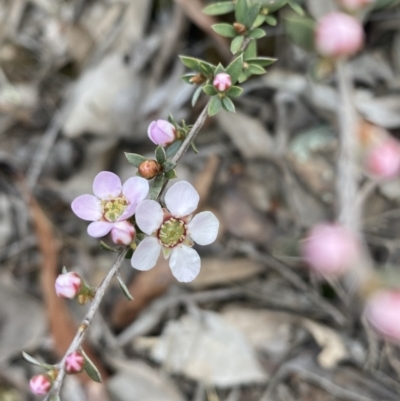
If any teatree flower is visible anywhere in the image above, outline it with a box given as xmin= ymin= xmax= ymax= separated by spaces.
xmin=29 ymin=374 xmax=52 ymax=396
xmin=131 ymin=181 xmax=219 ymax=282
xmin=65 ymin=351 xmax=85 ymax=374
xmin=71 ymin=171 xmax=148 ymax=244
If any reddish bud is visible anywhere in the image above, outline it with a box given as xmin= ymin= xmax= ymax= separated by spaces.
xmin=302 ymin=223 xmax=360 ymax=277
xmin=110 ymin=220 xmax=135 ymax=245
xmin=365 ymin=290 xmax=400 ymax=341
xmin=65 ymin=351 xmax=85 ymax=374
xmin=148 ymin=120 xmax=176 ymax=147
xmin=29 ymin=374 xmax=52 ymax=396
xmin=213 ymin=73 xmax=232 ymax=92
xmin=138 ymin=159 xmax=162 ymax=180
xmin=190 ymin=74 xmax=206 ymax=85
xmin=233 ymin=22 xmax=247 ymax=34
xmin=55 ymin=272 xmax=82 ymax=299
xmin=365 ymin=138 xmax=400 ymax=179
xmin=315 ymin=12 xmax=364 ymax=57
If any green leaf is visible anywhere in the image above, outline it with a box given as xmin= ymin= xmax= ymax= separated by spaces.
xmin=247 ymin=27 xmax=266 ymax=39
xmin=227 ymin=86 xmax=243 ymax=98
xmin=203 ymin=1 xmax=235 ymax=15
xmin=116 ymin=273 xmax=133 ymax=301
xmin=166 ymin=140 xmax=182 ymax=158
xmin=264 ymin=15 xmax=277 ymax=26
xmin=99 ymin=241 xmax=118 ymax=252
xmin=203 ymin=84 xmax=218 ymax=96
xmin=162 ymin=161 xmax=176 ymax=172
xmin=125 ymin=248 xmax=133 ymax=259
xmin=248 ymin=64 xmax=266 ymax=75
xmin=245 ymin=57 xmax=277 ymax=66
xmin=155 ymin=146 xmax=167 ymax=164
xmin=243 ymin=3 xmax=261 ymax=29
xmin=252 ymin=14 xmax=265 ymax=28
xmin=254 ymin=0 xmax=288 ymax=13
xmin=238 ymin=69 xmax=252 ymax=83
xmin=212 ymin=23 xmax=237 ymax=38
xmin=230 ymin=35 xmax=244 ymax=54
xmin=208 ymin=96 xmax=223 ymax=116
xmin=288 ymin=0 xmax=304 ymax=16
xmin=179 ymin=56 xmax=216 ymax=74
xmin=165 ymin=169 xmax=178 ymax=179
xmin=235 ymin=0 xmax=249 ymax=25
xmin=244 ymin=39 xmax=257 ymax=59
xmin=214 ymin=63 xmax=225 ymax=75
xmin=226 ymin=55 xmax=244 ymax=84
xmin=285 ymin=14 xmax=316 ymax=52
xmin=168 ymin=113 xmax=176 ymax=125
xmin=82 ymin=349 xmax=102 ymax=383
xmin=150 ymin=174 xmax=166 ymax=200
xmin=181 ymin=73 xmax=197 ymax=84
xmin=125 ymin=152 xmax=147 ymax=167
xmin=192 ymin=86 xmax=203 ymax=107
xmin=22 ymin=352 xmax=51 ymax=368
xmin=222 ymin=97 xmax=236 ymax=113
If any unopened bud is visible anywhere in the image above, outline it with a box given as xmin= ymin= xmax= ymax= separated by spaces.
xmin=138 ymin=160 xmax=162 ymax=180
xmin=55 ymin=272 xmax=82 ymax=299
xmin=233 ymin=22 xmax=247 ymax=34
xmin=339 ymin=0 xmax=375 ymax=11
xmin=213 ymin=73 xmax=232 ymax=92
xmin=366 ymin=138 xmax=400 ymax=179
xmin=148 ymin=120 xmax=176 ymax=147
xmin=29 ymin=374 xmax=52 ymax=396
xmin=110 ymin=220 xmax=136 ymax=245
xmin=65 ymin=351 xmax=85 ymax=374
xmin=189 ymin=74 xmax=206 ymax=85
xmin=315 ymin=12 xmax=364 ymax=57
xmin=302 ymin=223 xmax=360 ymax=277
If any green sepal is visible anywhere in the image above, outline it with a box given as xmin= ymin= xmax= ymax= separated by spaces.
xmin=212 ymin=23 xmax=237 ymax=38
xmin=227 ymin=86 xmax=243 ymax=98
xmin=82 ymin=349 xmax=102 ymax=383
xmin=265 ymin=15 xmax=277 ymax=26
xmin=208 ymin=96 xmax=223 ymax=116
xmin=192 ymin=86 xmax=203 ymax=107
xmin=162 ymin=161 xmax=177 ymax=173
xmin=285 ymin=14 xmax=316 ymax=52
xmin=247 ymin=28 xmax=266 ymax=39
xmin=150 ymin=174 xmax=166 ymax=200
xmin=62 ymin=266 xmax=68 ymax=274
xmin=165 ymin=169 xmax=178 ymax=179
xmin=116 ymin=273 xmax=133 ymax=301
xmin=155 ymin=146 xmax=167 ymax=164
xmin=125 ymin=152 xmax=147 ymax=167
xmin=248 ymin=64 xmax=266 ymax=75
xmin=99 ymin=241 xmax=118 ymax=253
xmin=245 ymin=57 xmax=277 ymax=66
xmin=203 ymin=84 xmax=218 ymax=96
xmin=230 ymin=35 xmax=244 ymax=55
xmin=226 ymin=55 xmax=244 ymax=84
xmin=203 ymin=1 xmax=235 ymax=15
xmin=22 ymin=352 xmax=54 ymax=370
xmin=179 ymin=56 xmax=216 ymax=75
xmin=166 ymin=140 xmax=182 ymax=158
xmin=222 ymin=97 xmax=236 ymax=113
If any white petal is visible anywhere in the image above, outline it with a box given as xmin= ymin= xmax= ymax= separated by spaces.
xmin=165 ymin=181 xmax=199 ymax=218
xmin=188 ymin=211 xmax=219 ymax=246
xmin=131 ymin=237 xmax=161 ymax=271
xmin=87 ymin=221 xmax=114 ymax=237
xmin=135 ymin=200 xmax=163 ymax=235
xmin=169 ymin=245 xmax=201 ymax=282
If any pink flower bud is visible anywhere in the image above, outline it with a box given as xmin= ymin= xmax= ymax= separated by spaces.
xmin=315 ymin=12 xmax=364 ymax=57
xmin=65 ymin=351 xmax=85 ymax=374
xmin=339 ymin=0 xmax=375 ymax=11
xmin=110 ymin=220 xmax=135 ymax=245
xmin=302 ymin=223 xmax=360 ymax=276
xmin=365 ymin=290 xmax=400 ymax=341
xmin=29 ymin=374 xmax=52 ymax=396
xmin=213 ymin=73 xmax=232 ymax=92
xmin=55 ymin=272 xmax=82 ymax=299
xmin=365 ymin=138 xmax=400 ymax=179
xmin=148 ymin=120 xmax=176 ymax=147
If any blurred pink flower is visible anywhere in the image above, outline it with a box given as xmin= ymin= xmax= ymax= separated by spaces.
xmin=55 ymin=272 xmax=82 ymax=299
xmin=213 ymin=73 xmax=232 ymax=92
xmin=131 ymin=181 xmax=219 ymax=282
xmin=30 ymin=374 xmax=52 ymax=396
xmin=315 ymin=12 xmax=364 ymax=57
xmin=148 ymin=120 xmax=176 ymax=146
xmin=65 ymin=351 xmax=85 ymax=374
xmin=302 ymin=223 xmax=360 ymax=276
xmin=71 ymin=171 xmax=148 ymax=243
xmin=366 ymin=138 xmax=400 ymax=179
xmin=339 ymin=0 xmax=375 ymax=11
xmin=366 ymin=290 xmax=400 ymax=341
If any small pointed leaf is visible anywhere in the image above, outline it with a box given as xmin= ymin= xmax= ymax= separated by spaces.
xmin=203 ymin=1 xmax=235 ymax=15
xmin=248 ymin=64 xmax=266 ymax=75
xmin=192 ymin=86 xmax=203 ymax=107
xmin=212 ymin=23 xmax=237 ymax=38
xmin=166 ymin=140 xmax=182 ymax=158
xmin=82 ymin=349 xmax=102 ymax=383
xmin=203 ymin=85 xmax=218 ymax=96
xmin=62 ymin=266 xmax=68 ymax=274
xmin=150 ymin=174 xmax=166 ymax=200
xmin=227 ymin=86 xmax=243 ymax=98
xmin=243 ymin=3 xmax=261 ymax=28
xmin=162 ymin=161 xmax=177 ymax=172
xmin=288 ymin=0 xmax=304 ymax=16
xmin=226 ymin=55 xmax=244 ymax=84
xmin=208 ymin=97 xmax=223 ymax=116
xmin=222 ymin=97 xmax=236 ymax=113
xmin=155 ymin=146 xmax=167 ymax=164
xmin=99 ymin=241 xmax=118 ymax=252
xmin=252 ymin=14 xmax=265 ymax=28
xmin=230 ymin=35 xmax=244 ymax=54
xmin=125 ymin=153 xmax=147 ymax=167
xmin=235 ymin=0 xmax=249 ymax=25
xmin=244 ymin=39 xmax=257 ymax=59
xmin=116 ymin=273 xmax=133 ymax=301
xmin=265 ymin=15 xmax=277 ymax=26
xmin=22 ymin=352 xmax=45 ymax=368
xmin=245 ymin=57 xmax=277 ymax=66
xmin=248 ymin=27 xmax=266 ymax=39
xmin=165 ymin=169 xmax=178 ymax=179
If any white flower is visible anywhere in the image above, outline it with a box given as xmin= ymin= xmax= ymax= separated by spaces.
xmin=131 ymin=181 xmax=219 ymax=282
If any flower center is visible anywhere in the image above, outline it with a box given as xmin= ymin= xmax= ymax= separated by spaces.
xmin=101 ymin=196 xmax=128 ymax=222
xmin=158 ymin=218 xmax=186 ymax=248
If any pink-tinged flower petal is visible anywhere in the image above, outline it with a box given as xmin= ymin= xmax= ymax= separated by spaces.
xmin=131 ymin=237 xmax=162 ymax=271
xmin=30 ymin=374 xmax=52 ymax=396
xmin=213 ymin=73 xmax=232 ymax=92
xmin=111 ymin=221 xmax=135 ymax=245
xmin=165 ymin=181 xmax=199 ymax=218
xmin=122 ymin=176 xmax=149 ymax=206
xmin=65 ymin=351 xmax=85 ymax=374
xmin=71 ymin=195 xmax=102 ymax=221
xmin=169 ymin=245 xmax=200 ymax=282
xmin=365 ymin=290 xmax=400 ymax=341
xmin=118 ymin=203 xmax=136 ymax=222
xmin=135 ymin=200 xmax=163 ymax=235
xmin=366 ymin=138 xmax=400 ymax=179
xmin=93 ymin=171 xmax=122 ymax=200
xmin=87 ymin=221 xmax=114 ymax=237
xmin=188 ymin=211 xmax=219 ymax=245
xmin=55 ymin=272 xmax=82 ymax=299
xmin=148 ymin=120 xmax=176 ymax=146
